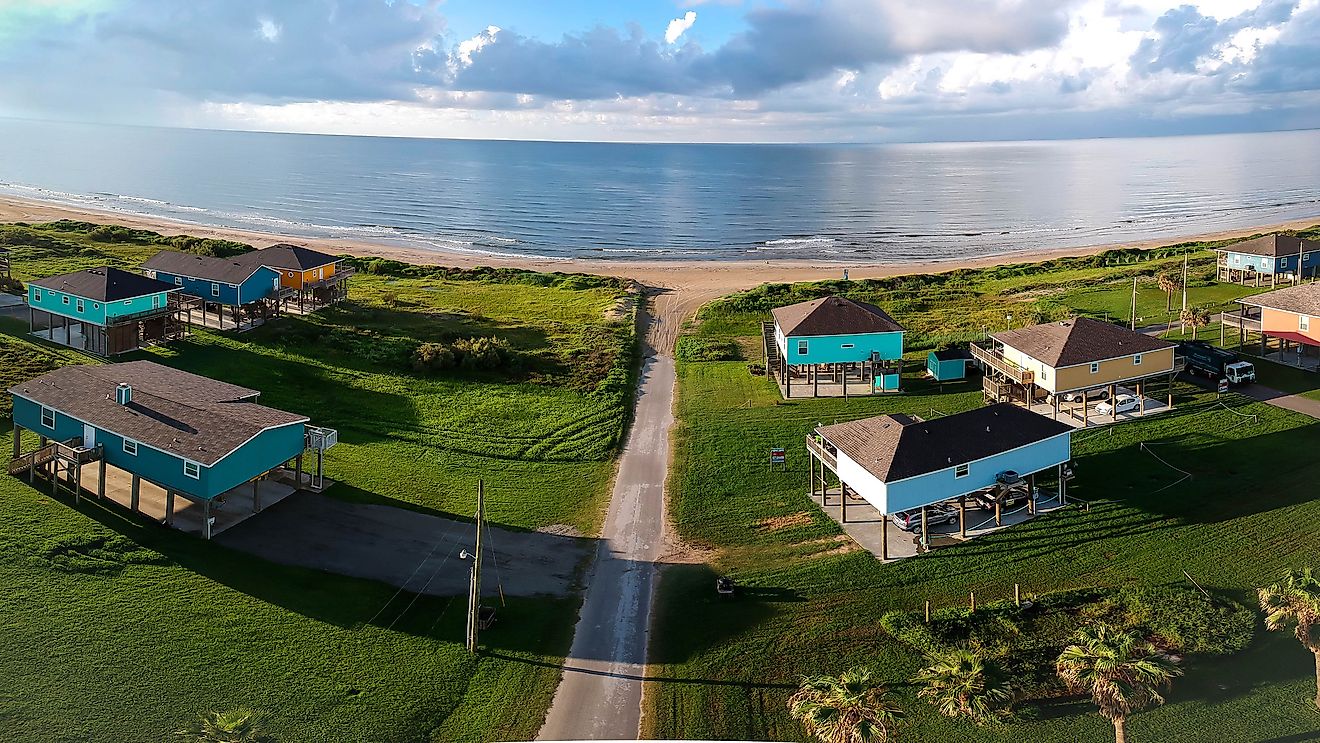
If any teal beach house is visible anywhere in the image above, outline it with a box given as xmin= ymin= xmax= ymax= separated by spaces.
xmin=142 ymin=250 xmax=283 ymax=328
xmin=8 ymin=361 xmax=334 ymax=539
xmin=764 ymin=295 xmax=906 ymax=397
xmin=27 ymin=266 xmax=183 ymax=355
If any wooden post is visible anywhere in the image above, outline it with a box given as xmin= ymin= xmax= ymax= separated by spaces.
xmin=1168 ymin=372 xmax=1174 ymax=408
xmin=203 ymin=499 xmax=212 ymax=540
xmin=959 ymin=495 xmax=966 ymax=538
xmin=252 ymin=479 xmax=261 ymax=512
xmin=920 ymin=504 xmax=928 ymax=541
xmin=165 ymin=490 xmax=175 ymax=525
xmin=97 ymin=454 xmax=106 ymax=499
xmin=130 ymin=475 xmax=140 ymax=513
xmin=813 ymin=364 xmax=819 ymax=397
xmin=881 ymin=513 xmax=888 ymax=560
xmin=467 ymin=480 xmax=485 ymax=654
xmin=785 ymin=362 xmax=792 ymax=398
xmin=1058 ymin=463 xmax=1068 ymax=504
xmin=1052 ymin=395 xmax=1059 ymax=421
xmin=925 ymin=601 xmax=930 ymax=623
xmin=1015 ymin=583 xmax=1021 ymax=607
xmin=994 ymin=498 xmax=1001 ymax=526
xmin=1028 ymin=473 xmax=1036 ymax=515
xmin=1083 ymin=395 xmax=1090 ymax=427
xmin=970 ymin=591 xmax=976 ymax=612
xmin=295 ymin=454 xmax=304 ymax=488
xmin=1138 ymin=380 xmax=1145 ymax=415
xmin=840 ymin=481 xmax=848 ymax=524
xmin=11 ymin=423 xmax=20 ymax=460
xmin=842 ymin=364 xmax=848 ymax=399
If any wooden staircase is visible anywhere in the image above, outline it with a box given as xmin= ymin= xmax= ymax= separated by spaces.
xmin=762 ymin=321 xmax=780 ymax=374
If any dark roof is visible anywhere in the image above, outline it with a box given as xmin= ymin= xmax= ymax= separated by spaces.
xmin=817 ymin=403 xmax=1071 ymax=483
xmin=142 ymin=250 xmax=267 ymax=285
xmin=8 ymin=362 xmax=306 ymax=467
xmin=238 ymin=244 xmax=339 ymax=271
xmin=1216 ymin=234 xmax=1320 ymax=258
xmin=992 ymin=317 xmax=1174 ymax=367
xmin=1239 ymin=282 xmax=1320 ymax=316
xmin=771 ymin=296 xmax=905 ymax=337
xmin=30 ymin=267 xmax=178 ymax=302
xmin=932 ymin=347 xmax=972 ymax=362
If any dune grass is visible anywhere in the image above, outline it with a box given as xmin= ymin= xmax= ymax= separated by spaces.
xmin=647 ymin=338 xmax=1320 ymax=741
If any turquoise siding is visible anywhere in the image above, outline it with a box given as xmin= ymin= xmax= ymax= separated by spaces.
xmin=926 ymin=353 xmax=967 ymax=381
xmin=780 ymin=329 xmax=904 ymax=365
xmin=12 ymin=394 xmax=305 ymax=500
xmin=885 ymin=432 xmax=1071 ymax=513
xmin=28 ymin=285 xmax=171 ymax=325
xmin=149 ymin=266 xmax=279 ymax=306
xmin=875 ymin=373 xmax=901 ymax=391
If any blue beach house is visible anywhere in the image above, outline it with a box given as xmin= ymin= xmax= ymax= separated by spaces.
xmin=1215 ymin=234 xmax=1320 ymax=286
xmin=927 ymin=347 xmax=972 ymax=382
xmin=7 ymin=361 xmax=332 ymax=539
xmin=142 ymin=250 xmax=282 ymax=328
xmin=806 ymin=404 xmax=1072 ymax=558
xmin=766 ymin=296 xmax=906 ymax=397
xmin=27 ymin=266 xmax=182 ymax=355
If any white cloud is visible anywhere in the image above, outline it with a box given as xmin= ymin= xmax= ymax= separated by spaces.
xmin=257 ymin=17 xmax=280 ymax=42
xmin=665 ymin=11 xmax=697 ymax=44
xmin=457 ymin=25 xmax=501 ymax=66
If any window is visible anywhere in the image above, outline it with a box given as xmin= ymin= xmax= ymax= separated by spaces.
xmin=33 ymin=288 xmax=41 ymax=300
xmin=123 ymin=439 xmax=138 ymax=456
xmin=797 ymin=340 xmax=809 ymax=355
xmin=62 ymin=295 xmax=70 ymax=305
xmin=1302 ymin=316 xmax=1311 ymax=332
xmin=75 ymin=299 xmax=84 ymax=313
xmin=287 ymin=270 xmax=294 ymax=277
xmin=145 ymin=270 xmax=155 ymax=279
xmin=93 ymin=303 xmax=99 ymax=309
xmin=1040 ymin=368 xmax=1048 ymax=380
xmin=174 ymin=277 xmax=182 ymax=285
xmin=1133 ymin=354 xmax=1143 ymax=366
xmin=211 ymin=283 xmax=220 ymax=297
xmin=1090 ymin=362 xmax=1100 ymax=374
xmin=273 ymin=278 xmax=280 ymax=290
xmin=40 ymin=406 xmax=55 ymax=429
xmin=954 ymin=463 xmax=970 ymax=478
xmin=840 ymin=343 xmax=855 ymax=349
xmin=183 ymin=461 xmax=200 ymax=479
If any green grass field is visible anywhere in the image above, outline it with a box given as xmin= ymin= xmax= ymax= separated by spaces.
xmin=649 ymin=320 xmax=1320 ymax=740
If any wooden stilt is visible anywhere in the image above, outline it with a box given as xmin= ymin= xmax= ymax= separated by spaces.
xmin=1028 ymin=473 xmax=1036 ymax=515
xmin=165 ymin=490 xmax=175 ymax=525
xmin=130 ymin=475 xmax=140 ymax=512
xmin=959 ymin=495 xmax=966 ymax=538
xmin=253 ymin=479 xmax=261 ymax=512
xmin=203 ymin=498 xmax=212 ymax=540
xmin=881 ymin=512 xmax=888 ymax=560
xmin=97 ymin=455 xmax=106 ymax=499
xmin=840 ymin=481 xmax=848 ymax=523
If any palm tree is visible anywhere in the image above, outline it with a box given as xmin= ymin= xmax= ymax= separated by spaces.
xmin=1056 ymin=625 xmax=1182 ymax=743
xmin=788 ymin=666 xmax=905 ymax=743
xmin=175 ymin=708 xmax=268 ymax=742
xmin=914 ymin=648 xmax=1014 ymax=724
xmin=1179 ymin=305 xmax=1210 ymax=340
xmin=1156 ymin=273 xmax=1178 ymax=313
xmin=1258 ymin=567 xmax=1320 ymax=709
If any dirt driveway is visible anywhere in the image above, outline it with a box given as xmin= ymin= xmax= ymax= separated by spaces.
xmin=217 ymin=493 xmax=589 ymax=597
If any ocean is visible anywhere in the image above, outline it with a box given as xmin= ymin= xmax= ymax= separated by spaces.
xmin=1 ymin=118 xmax=1318 ymax=263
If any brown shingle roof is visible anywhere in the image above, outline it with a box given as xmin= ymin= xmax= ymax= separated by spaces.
xmin=8 ymin=362 xmax=306 ymax=466
xmin=30 ymin=267 xmax=178 ymax=302
xmin=992 ymin=317 xmax=1174 ymax=368
xmin=771 ymin=296 xmax=905 ymax=337
xmin=142 ymin=250 xmax=267 ymax=285
xmin=1239 ymin=282 xmax=1320 ymax=316
xmin=817 ymin=403 xmax=1071 ymax=483
xmin=1216 ymin=234 xmax=1320 ymax=258
xmin=238 ymin=244 xmax=339 ymax=271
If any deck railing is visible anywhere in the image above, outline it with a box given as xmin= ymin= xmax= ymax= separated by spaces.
xmin=971 ymin=342 xmax=1035 ymax=384
xmin=805 ymin=435 xmax=837 ymax=471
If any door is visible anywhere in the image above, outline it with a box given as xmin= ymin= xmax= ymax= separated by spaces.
xmin=82 ymin=424 xmax=96 ymax=449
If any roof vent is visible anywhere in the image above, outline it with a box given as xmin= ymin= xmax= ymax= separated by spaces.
xmin=115 ymin=383 xmax=132 ymax=406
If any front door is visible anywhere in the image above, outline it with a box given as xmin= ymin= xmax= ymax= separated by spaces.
xmin=82 ymin=424 xmax=96 ymax=449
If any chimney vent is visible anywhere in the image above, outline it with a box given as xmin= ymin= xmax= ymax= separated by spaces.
xmin=115 ymin=383 xmax=132 ymax=406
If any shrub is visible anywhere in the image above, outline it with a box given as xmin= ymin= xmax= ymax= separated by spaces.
xmin=675 ymin=337 xmax=739 ymax=362
xmin=411 ymin=336 xmax=518 ymax=374
xmin=0 ymin=275 xmax=23 ymax=295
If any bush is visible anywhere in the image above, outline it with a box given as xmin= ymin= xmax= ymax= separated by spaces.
xmin=412 ymin=342 xmax=457 ymax=372
xmin=411 ymin=336 xmax=518 ymax=374
xmin=0 ymin=275 xmax=23 ymax=295
xmin=675 ymin=337 xmax=739 ymax=362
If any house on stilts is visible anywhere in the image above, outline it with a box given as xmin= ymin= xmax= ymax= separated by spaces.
xmin=762 ymin=296 xmax=906 ymax=398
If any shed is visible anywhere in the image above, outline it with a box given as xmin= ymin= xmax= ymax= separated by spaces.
xmin=926 ymin=347 xmax=972 ymax=381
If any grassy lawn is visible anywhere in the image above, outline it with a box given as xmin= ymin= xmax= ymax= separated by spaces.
xmin=650 ymin=239 xmax=1320 ymax=742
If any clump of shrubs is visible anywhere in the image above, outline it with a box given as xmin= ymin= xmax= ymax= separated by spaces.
xmin=412 ymin=336 xmax=519 ymax=373
xmin=675 ymin=336 xmax=739 ymax=362
xmin=0 ymin=276 xmax=23 ymax=295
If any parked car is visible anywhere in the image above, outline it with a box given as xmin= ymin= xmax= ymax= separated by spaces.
xmin=1095 ymin=393 xmax=1139 ymax=416
xmin=892 ymin=504 xmax=958 ymax=532
xmin=1059 ymin=389 xmax=1109 ymax=403
xmin=971 ymin=486 xmax=1030 ymax=511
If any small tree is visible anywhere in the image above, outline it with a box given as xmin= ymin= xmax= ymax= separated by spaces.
xmin=788 ymin=667 xmax=905 ymax=743
xmin=914 ymin=648 xmax=1014 ymax=724
xmin=1156 ymin=273 xmax=1178 ymax=313
xmin=1179 ymin=305 xmax=1210 ymax=340
xmin=1056 ymin=625 xmax=1182 ymax=743
xmin=175 ymin=708 xmax=268 ymax=742
xmin=1258 ymin=567 xmax=1320 ymax=709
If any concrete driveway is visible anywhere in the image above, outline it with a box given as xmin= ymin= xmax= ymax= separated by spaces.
xmin=217 ymin=493 xmax=589 ymax=597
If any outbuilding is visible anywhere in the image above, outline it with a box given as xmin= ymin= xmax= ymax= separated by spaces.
xmin=926 ymin=347 xmax=972 ymax=382
xmin=763 ymin=296 xmax=906 ymax=397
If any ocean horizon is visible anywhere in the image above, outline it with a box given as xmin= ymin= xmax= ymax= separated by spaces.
xmin=1 ymin=118 xmax=1318 ymax=263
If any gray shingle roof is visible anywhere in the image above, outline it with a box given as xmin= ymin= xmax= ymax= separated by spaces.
xmin=992 ymin=317 xmax=1175 ymax=368
xmin=771 ymin=296 xmax=905 ymax=337
xmin=1239 ymin=282 xmax=1320 ymax=316
xmin=817 ymin=403 xmax=1071 ymax=483
xmin=142 ymin=250 xmax=267 ymax=285
xmin=8 ymin=362 xmax=307 ymax=467
xmin=30 ymin=267 xmax=178 ymax=302
xmin=1216 ymin=234 xmax=1320 ymax=258
xmin=239 ymin=244 xmax=339 ymax=271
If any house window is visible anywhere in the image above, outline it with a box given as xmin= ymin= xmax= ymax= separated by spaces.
xmin=840 ymin=343 xmax=855 ymax=349
xmin=273 ymin=278 xmax=280 ymax=290
xmin=33 ymin=288 xmax=41 ymax=300
xmin=123 ymin=439 xmax=138 ymax=456
xmin=1040 ymin=368 xmax=1048 ymax=380
xmin=183 ymin=461 xmax=200 ymax=479
xmin=797 ymin=340 xmax=809 ymax=355
xmin=211 ymin=283 xmax=220 ymax=297
xmin=75 ymin=299 xmax=84 ymax=313
xmin=40 ymin=406 xmax=55 ymax=429
xmin=123 ymin=300 xmax=131 ymax=306
xmin=145 ymin=270 xmax=155 ymax=279
xmin=93 ymin=303 xmax=99 ymax=309
xmin=1133 ymin=354 xmax=1143 ymax=365
xmin=174 ymin=277 xmax=182 ymax=285
xmin=954 ymin=463 xmax=970 ymax=478
xmin=62 ymin=295 xmax=70 ymax=305
xmin=1090 ymin=362 xmax=1100 ymax=374
xmin=1302 ymin=316 xmax=1311 ymax=332
xmin=286 ymin=270 xmax=294 ymax=277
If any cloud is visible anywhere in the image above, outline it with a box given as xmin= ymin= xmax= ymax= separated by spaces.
xmin=1130 ymin=0 xmax=1298 ymax=74
xmin=665 ymin=11 xmax=697 ymax=44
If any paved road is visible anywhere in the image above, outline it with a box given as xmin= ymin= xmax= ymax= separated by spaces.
xmin=537 ymin=338 xmax=677 ymax=739
xmin=1238 ymin=383 xmax=1320 ymax=419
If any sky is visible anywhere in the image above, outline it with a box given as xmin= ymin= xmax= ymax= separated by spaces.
xmin=0 ymin=0 xmax=1318 ymax=143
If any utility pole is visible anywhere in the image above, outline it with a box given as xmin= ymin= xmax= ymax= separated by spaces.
xmin=1130 ymin=276 xmax=1138 ymax=330
xmin=466 ymin=480 xmax=485 ymax=654
xmin=1180 ymin=250 xmax=1189 ymax=334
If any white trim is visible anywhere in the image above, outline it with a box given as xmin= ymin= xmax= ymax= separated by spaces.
xmin=954 ymin=463 xmax=970 ymax=478
xmin=123 ymin=439 xmax=138 ymax=456
xmin=183 ymin=460 xmax=200 ymax=479
xmin=40 ymin=405 xmax=55 ymax=429
xmin=1133 ymin=353 xmax=1142 ymax=365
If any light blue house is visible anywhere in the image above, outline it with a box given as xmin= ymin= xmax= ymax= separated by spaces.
xmin=142 ymin=250 xmax=282 ymax=327
xmin=27 ymin=266 xmax=181 ymax=355
xmin=7 ymin=361 xmax=328 ymax=539
xmin=807 ymin=403 xmax=1072 ymax=556
xmin=1215 ymin=234 xmax=1320 ymax=286
xmin=767 ymin=296 xmax=906 ymax=396
xmin=926 ymin=347 xmax=972 ymax=382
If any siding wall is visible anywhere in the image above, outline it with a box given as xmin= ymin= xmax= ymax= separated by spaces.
xmin=1000 ymin=345 xmax=1174 ymax=393
xmin=273 ymin=262 xmax=335 ymax=289
xmin=926 ymin=354 xmax=967 ymax=381
xmin=1261 ymin=307 xmax=1320 ymax=344
xmin=777 ymin=328 xmax=905 ymax=365
xmin=148 ymin=266 xmax=278 ymax=306
xmin=1221 ymin=250 xmax=1320 ymax=274
xmin=28 ymin=285 xmax=108 ymax=324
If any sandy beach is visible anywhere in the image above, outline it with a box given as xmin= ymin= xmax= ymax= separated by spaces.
xmin=3 ymin=193 xmax=1317 ymax=350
